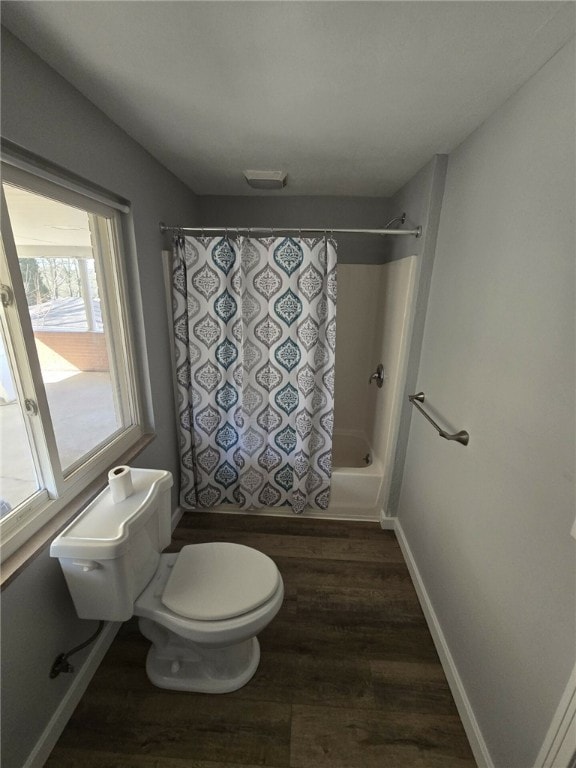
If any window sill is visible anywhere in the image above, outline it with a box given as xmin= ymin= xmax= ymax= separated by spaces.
xmin=0 ymin=433 xmax=156 ymax=590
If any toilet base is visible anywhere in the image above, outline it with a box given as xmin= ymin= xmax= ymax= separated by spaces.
xmin=139 ymin=617 xmax=261 ymax=693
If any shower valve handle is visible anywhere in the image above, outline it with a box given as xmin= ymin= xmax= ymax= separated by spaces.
xmin=369 ymin=364 xmax=385 ymax=388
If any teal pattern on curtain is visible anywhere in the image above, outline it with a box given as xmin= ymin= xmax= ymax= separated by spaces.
xmin=172 ymin=234 xmax=337 ymax=514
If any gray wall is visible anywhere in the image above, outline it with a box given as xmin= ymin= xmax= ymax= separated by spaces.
xmin=397 ymin=39 xmax=575 ymax=767
xmin=1 ymin=28 xmax=199 ymax=768
xmin=198 ymin=195 xmax=396 ymax=264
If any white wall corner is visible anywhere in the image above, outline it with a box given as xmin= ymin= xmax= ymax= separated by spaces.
xmin=23 ymin=620 xmax=120 ymax=768
xmin=394 ymin=519 xmax=495 ymax=768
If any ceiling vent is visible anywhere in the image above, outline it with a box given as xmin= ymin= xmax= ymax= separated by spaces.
xmin=244 ymin=170 xmax=287 ymax=190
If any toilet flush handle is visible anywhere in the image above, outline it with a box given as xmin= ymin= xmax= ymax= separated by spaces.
xmin=71 ymin=559 xmax=101 ymax=572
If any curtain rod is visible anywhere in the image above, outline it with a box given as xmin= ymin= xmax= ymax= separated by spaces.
xmin=159 ymin=222 xmax=422 ymax=238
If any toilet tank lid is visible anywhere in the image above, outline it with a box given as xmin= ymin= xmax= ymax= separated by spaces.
xmin=161 ymin=542 xmax=280 ymax=621
xmin=50 ymin=469 xmax=173 ymax=561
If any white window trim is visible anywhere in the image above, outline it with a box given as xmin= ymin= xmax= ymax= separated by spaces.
xmin=1 ymin=143 xmax=130 ymax=214
xmin=0 ymin=160 xmax=147 ymax=563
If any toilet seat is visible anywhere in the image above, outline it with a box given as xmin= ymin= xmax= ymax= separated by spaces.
xmin=134 ymin=550 xmax=284 ymax=646
xmin=162 ymin=543 xmax=280 ymax=621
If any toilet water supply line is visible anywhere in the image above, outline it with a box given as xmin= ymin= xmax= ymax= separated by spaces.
xmin=50 ymin=621 xmax=105 ymax=678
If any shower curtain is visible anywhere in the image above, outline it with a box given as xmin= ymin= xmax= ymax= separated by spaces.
xmin=172 ymin=234 xmax=337 ymax=514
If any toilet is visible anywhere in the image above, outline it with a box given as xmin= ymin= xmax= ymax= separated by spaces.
xmin=50 ymin=468 xmax=284 ymax=693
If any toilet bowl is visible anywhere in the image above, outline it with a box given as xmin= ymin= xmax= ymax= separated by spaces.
xmin=50 ymin=468 xmax=284 ymax=693
xmin=134 ymin=543 xmax=284 ymax=692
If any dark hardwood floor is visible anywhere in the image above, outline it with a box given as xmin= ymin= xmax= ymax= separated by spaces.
xmin=46 ymin=512 xmax=477 ymax=767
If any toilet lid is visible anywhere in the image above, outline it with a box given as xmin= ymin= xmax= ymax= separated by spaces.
xmin=161 ymin=542 xmax=280 ymax=621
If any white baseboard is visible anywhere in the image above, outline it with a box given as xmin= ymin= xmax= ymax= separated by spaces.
xmin=192 ymin=505 xmax=380 ymax=523
xmin=308 ymin=505 xmax=380 ymax=522
xmin=24 ymin=621 xmax=121 ymax=768
xmin=394 ymin=519 xmax=495 ymax=768
xmin=379 ymin=515 xmax=396 ymax=530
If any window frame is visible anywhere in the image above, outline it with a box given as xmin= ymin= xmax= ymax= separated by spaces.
xmin=0 ymin=160 xmax=146 ymax=562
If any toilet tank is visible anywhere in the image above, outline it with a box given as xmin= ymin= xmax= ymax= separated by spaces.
xmin=51 ymin=468 xmax=173 ymax=621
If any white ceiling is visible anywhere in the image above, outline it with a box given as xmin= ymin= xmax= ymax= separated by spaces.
xmin=2 ymin=1 xmax=575 ymax=197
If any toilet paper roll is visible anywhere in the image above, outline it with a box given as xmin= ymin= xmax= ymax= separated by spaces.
xmin=108 ymin=465 xmax=134 ymax=503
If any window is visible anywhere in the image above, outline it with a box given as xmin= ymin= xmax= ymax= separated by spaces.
xmin=0 ymin=161 xmax=144 ymax=561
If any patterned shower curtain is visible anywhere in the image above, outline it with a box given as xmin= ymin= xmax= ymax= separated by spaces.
xmin=172 ymin=234 xmax=337 ymax=514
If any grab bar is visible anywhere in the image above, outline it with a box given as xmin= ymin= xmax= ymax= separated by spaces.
xmin=408 ymin=392 xmax=469 ymax=446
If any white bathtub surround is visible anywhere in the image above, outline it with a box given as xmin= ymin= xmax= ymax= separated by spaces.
xmin=329 ymin=460 xmax=384 ymax=519
xmin=201 ymin=253 xmax=425 ymax=523
xmin=329 ymin=430 xmax=382 ymax=520
xmin=208 ymin=426 xmax=383 ymax=520
xmin=333 ymin=257 xmax=419 ymax=521
xmin=184 ymin=190 xmax=437 ymax=526
xmin=333 ymin=265 xmax=382 ymax=438
xmin=331 ymin=429 xmax=372 ymax=468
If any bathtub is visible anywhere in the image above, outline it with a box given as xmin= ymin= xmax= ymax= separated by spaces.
xmin=329 ymin=430 xmax=384 ymax=517
xmin=208 ymin=429 xmax=383 ymax=521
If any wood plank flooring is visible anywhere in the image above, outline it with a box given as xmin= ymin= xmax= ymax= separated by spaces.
xmin=46 ymin=513 xmax=476 ymax=768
